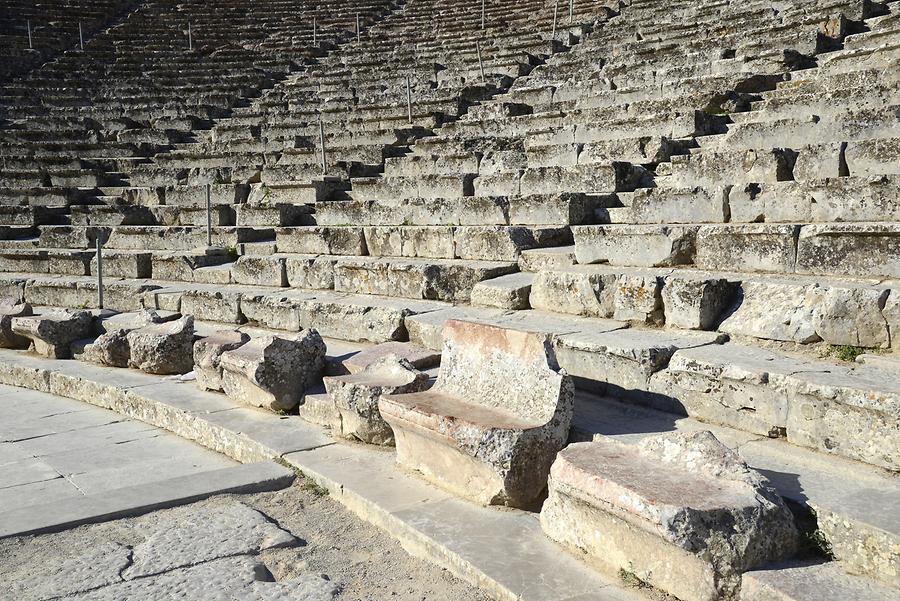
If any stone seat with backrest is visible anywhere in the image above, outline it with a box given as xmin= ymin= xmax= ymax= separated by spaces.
xmin=379 ymin=318 xmax=574 ymax=508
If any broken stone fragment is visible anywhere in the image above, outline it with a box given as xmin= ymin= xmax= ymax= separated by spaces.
xmin=662 ymin=275 xmax=735 ymax=330
xmin=0 ymin=300 xmax=33 ymax=349
xmin=219 ymin=330 xmax=326 ymax=412
xmin=324 ymin=355 xmax=430 ymax=445
xmin=341 ymin=341 xmax=440 ymax=375
xmin=82 ymin=329 xmax=132 ymax=368
xmin=11 ymin=309 xmax=94 ymax=359
xmin=127 ymin=315 xmax=195 ymax=375
xmin=541 ymin=431 xmax=798 ymax=601
xmin=193 ymin=330 xmax=251 ymax=392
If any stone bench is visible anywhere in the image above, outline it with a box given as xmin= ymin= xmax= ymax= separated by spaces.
xmin=541 ymin=431 xmax=798 ymax=601
xmin=379 ymin=319 xmax=574 ymax=508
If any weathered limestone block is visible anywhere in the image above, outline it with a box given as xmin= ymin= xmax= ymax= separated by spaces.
xmin=541 ymin=432 xmax=798 ymax=601
xmin=363 ymin=226 xmax=455 ymax=259
xmin=470 ymin=272 xmax=534 ymax=310
xmin=649 ymin=344 xmax=900 ymax=469
xmin=127 ymin=315 xmax=194 ymax=375
xmin=720 ymin=280 xmax=893 ymax=347
xmin=629 ymin=186 xmax=729 ymax=224
xmin=811 ymin=286 xmax=892 ymax=348
xmin=529 ymin=267 xmax=615 ymax=317
xmin=0 ymin=300 xmax=33 ymax=349
xmin=885 ymin=291 xmax=900 ymax=350
xmin=324 ymin=355 xmax=430 ymax=445
xmin=454 ymin=226 xmax=571 ymax=262
xmin=180 ymin=288 xmax=244 ymax=324
xmin=285 ymin=255 xmax=337 ymax=289
xmin=220 ymin=330 xmax=326 ymax=412
xmin=81 ymin=329 xmax=132 ymax=368
xmin=276 ymin=226 xmax=367 ymax=255
xmin=11 ymin=309 xmax=94 ymax=359
xmin=613 ymin=274 xmax=664 ymax=324
xmin=741 ymin=561 xmax=899 ymax=601
xmin=662 ymin=275 xmax=735 ymax=330
xmin=695 ymin=224 xmax=800 ymax=273
xmin=231 ymin=255 xmax=287 ymax=287
xmin=194 ymin=330 xmax=251 ymax=392
xmin=573 ymin=225 xmax=698 ymax=267
xmin=341 ymin=341 xmax=440 ymax=375
xmin=554 ymin=327 xmax=722 ymax=397
xmin=380 ymin=320 xmax=574 ymax=508
xmin=796 ymin=223 xmax=900 ymax=278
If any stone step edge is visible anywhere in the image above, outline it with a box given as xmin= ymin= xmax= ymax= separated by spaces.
xmin=0 ymin=461 xmax=295 ymax=539
xmin=0 ymin=350 xmax=632 ymax=601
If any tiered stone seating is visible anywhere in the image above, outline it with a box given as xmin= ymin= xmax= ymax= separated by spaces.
xmin=0 ymin=0 xmax=897 ymax=599
xmin=0 ymin=0 xmax=140 ymax=82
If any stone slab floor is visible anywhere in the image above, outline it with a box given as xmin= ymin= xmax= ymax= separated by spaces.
xmin=1 ymin=483 xmax=493 ymax=601
xmin=0 ymin=383 xmax=237 ymax=508
xmin=0 ymin=387 xmax=491 ymax=600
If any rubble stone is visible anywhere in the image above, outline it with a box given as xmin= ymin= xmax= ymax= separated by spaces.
xmin=193 ymin=330 xmax=251 ymax=392
xmin=219 ymin=330 xmax=326 ymax=412
xmin=127 ymin=315 xmax=195 ymax=375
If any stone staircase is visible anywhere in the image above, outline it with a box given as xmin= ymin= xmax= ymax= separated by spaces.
xmin=0 ymin=0 xmax=897 ymax=599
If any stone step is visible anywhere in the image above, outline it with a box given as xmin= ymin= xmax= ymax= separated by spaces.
xmin=571 ymin=222 xmax=900 ymax=279
xmin=313 ymin=193 xmax=600 ymax=227
xmin=742 ymin=561 xmax=898 ymax=601
xmin=527 ymin=262 xmax=899 ymax=349
xmin=574 ymin=394 xmax=899 ymax=590
xmin=275 ymin=224 xmax=571 ymax=261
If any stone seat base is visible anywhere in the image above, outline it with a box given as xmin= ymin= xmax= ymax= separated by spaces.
xmin=380 ymin=389 xmax=547 ymax=507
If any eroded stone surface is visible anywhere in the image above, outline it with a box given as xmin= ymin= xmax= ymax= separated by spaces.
xmin=324 ymin=355 xmax=430 ymax=445
xmin=125 ymin=502 xmax=296 ymax=579
xmin=11 ymin=309 xmax=94 ymax=359
xmin=6 ymin=542 xmax=131 ymax=601
xmin=0 ymin=300 xmax=33 ymax=349
xmin=220 ymin=330 xmax=326 ymax=412
xmin=541 ymin=431 xmax=798 ymax=601
xmin=194 ymin=330 xmax=251 ymax=392
xmin=127 ymin=315 xmax=195 ymax=374
xmin=380 ymin=319 xmax=574 ymax=508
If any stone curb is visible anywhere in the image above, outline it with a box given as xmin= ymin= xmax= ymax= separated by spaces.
xmin=0 ymin=462 xmax=295 ymax=539
xmin=0 ymin=350 xmax=635 ymax=601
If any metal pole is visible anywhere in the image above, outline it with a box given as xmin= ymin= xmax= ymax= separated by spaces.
xmin=406 ymin=75 xmax=412 ymax=124
xmin=476 ymin=41 xmax=486 ymax=84
xmin=313 ymin=16 xmax=317 ymax=45
xmin=95 ymin=238 xmax=104 ymax=309
xmin=319 ymin=120 xmax=327 ymax=175
xmin=27 ymin=20 xmax=32 ymax=49
xmin=206 ymin=183 xmax=212 ymax=247
xmin=188 ymin=21 xmax=192 ymax=51
xmin=356 ymin=13 xmax=360 ymax=44
xmin=481 ymin=0 xmax=486 ymax=30
xmin=79 ymin=22 xmax=84 ymax=50
xmin=551 ymin=0 xmax=559 ymax=51
xmin=569 ymin=0 xmax=574 ymax=23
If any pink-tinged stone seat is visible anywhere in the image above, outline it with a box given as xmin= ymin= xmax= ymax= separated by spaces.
xmin=380 ymin=319 xmax=574 ymax=508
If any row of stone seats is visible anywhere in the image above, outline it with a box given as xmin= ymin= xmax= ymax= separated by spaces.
xmin=0 ymin=0 xmax=399 ymax=222
xmin=0 ymin=0 xmax=140 ymax=82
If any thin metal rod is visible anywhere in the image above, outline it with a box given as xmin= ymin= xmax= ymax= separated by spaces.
xmin=206 ymin=183 xmax=212 ymax=247
xmin=188 ymin=21 xmax=192 ymax=51
xmin=79 ymin=22 xmax=84 ymax=50
xmin=551 ymin=0 xmax=559 ymax=50
xmin=356 ymin=13 xmax=360 ymax=44
xmin=481 ymin=0 xmax=485 ymax=30
xmin=569 ymin=0 xmax=574 ymax=23
xmin=27 ymin=20 xmax=32 ymax=49
xmin=313 ymin=16 xmax=317 ymax=45
xmin=95 ymin=238 xmax=104 ymax=309
xmin=476 ymin=41 xmax=486 ymax=84
xmin=406 ymin=75 xmax=412 ymax=124
xmin=319 ymin=120 xmax=327 ymax=175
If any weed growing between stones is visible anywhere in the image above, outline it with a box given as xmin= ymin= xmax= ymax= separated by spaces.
xmin=823 ymin=345 xmax=867 ymax=362
xmin=301 ymin=478 xmax=330 ymax=497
